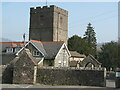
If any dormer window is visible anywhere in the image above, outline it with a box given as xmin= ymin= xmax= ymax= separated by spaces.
xmin=33 ymin=51 xmax=40 ymax=56
xmin=6 ymin=48 xmax=13 ymax=53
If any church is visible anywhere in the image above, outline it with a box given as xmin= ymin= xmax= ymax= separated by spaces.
xmin=1 ymin=5 xmax=101 ymax=68
xmin=1 ymin=5 xmax=103 ymax=84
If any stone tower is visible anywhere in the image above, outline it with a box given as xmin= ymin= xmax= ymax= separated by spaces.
xmin=29 ymin=5 xmax=68 ymax=44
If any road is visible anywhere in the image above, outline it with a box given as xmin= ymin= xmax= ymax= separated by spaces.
xmin=1 ymin=80 xmax=120 ymax=90
xmin=1 ymin=85 xmax=119 ymax=90
xmin=0 ymin=78 xmax=119 ymax=90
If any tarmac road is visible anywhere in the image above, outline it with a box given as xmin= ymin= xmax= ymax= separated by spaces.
xmin=1 ymin=79 xmax=119 ymax=90
xmin=1 ymin=84 xmax=120 ymax=90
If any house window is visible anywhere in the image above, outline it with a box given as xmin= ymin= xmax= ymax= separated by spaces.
xmin=58 ymin=61 xmax=61 ymax=64
xmin=33 ymin=51 xmax=40 ymax=56
xmin=14 ymin=48 xmax=20 ymax=52
xmin=6 ymin=48 xmax=13 ymax=53
xmin=58 ymin=61 xmax=62 ymax=67
xmin=64 ymin=61 xmax=66 ymax=64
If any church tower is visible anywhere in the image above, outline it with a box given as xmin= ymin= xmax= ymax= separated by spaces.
xmin=29 ymin=5 xmax=68 ymax=44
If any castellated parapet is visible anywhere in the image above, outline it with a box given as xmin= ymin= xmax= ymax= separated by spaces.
xmin=30 ymin=5 xmax=68 ymax=16
xmin=29 ymin=5 xmax=68 ymax=44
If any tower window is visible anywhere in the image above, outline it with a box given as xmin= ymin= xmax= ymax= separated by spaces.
xmin=60 ymin=17 xmax=63 ymax=24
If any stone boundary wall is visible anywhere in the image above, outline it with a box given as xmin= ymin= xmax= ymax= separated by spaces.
xmin=37 ymin=67 xmax=106 ymax=87
xmin=1 ymin=65 xmax=13 ymax=84
xmin=0 ymin=65 xmax=106 ymax=87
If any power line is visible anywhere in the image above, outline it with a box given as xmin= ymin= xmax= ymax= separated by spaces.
xmin=68 ymin=11 xmax=117 ymax=29
xmin=68 ymin=10 xmax=117 ymax=28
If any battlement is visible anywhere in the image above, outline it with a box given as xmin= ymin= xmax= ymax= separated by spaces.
xmin=29 ymin=5 xmax=68 ymax=44
xmin=30 ymin=5 xmax=68 ymax=16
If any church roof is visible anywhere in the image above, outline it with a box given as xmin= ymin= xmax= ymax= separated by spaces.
xmin=17 ymin=40 xmax=64 ymax=59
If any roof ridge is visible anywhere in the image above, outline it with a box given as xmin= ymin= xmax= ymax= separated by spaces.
xmin=30 ymin=39 xmax=64 ymax=43
xmin=30 ymin=40 xmax=42 ymax=43
xmin=89 ymin=54 xmax=101 ymax=64
xmin=0 ymin=42 xmax=28 ymax=44
xmin=41 ymin=41 xmax=64 ymax=43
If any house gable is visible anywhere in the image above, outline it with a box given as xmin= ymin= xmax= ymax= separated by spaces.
xmin=16 ymin=41 xmax=45 ymax=58
xmin=54 ymin=43 xmax=71 ymax=67
xmin=55 ymin=43 xmax=71 ymax=59
xmin=14 ymin=48 xmax=37 ymax=67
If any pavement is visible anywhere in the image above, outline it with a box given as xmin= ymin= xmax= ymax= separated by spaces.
xmin=1 ymin=80 xmax=120 ymax=90
xmin=0 ymin=84 xmax=110 ymax=88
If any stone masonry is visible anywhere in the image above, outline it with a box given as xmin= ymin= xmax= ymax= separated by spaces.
xmin=29 ymin=5 xmax=68 ymax=44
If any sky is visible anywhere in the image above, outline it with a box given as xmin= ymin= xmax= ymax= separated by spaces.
xmin=1 ymin=2 xmax=118 ymax=43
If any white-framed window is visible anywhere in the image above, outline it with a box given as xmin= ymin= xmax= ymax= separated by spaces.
xmin=58 ymin=61 xmax=62 ymax=64
xmin=58 ymin=61 xmax=62 ymax=67
xmin=33 ymin=51 xmax=40 ymax=56
xmin=64 ymin=61 xmax=66 ymax=64
xmin=6 ymin=48 xmax=13 ymax=53
xmin=14 ymin=48 xmax=20 ymax=52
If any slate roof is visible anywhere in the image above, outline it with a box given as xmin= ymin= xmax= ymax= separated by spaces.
xmin=0 ymin=42 xmax=27 ymax=65
xmin=0 ymin=42 xmax=27 ymax=53
xmin=86 ymin=54 xmax=101 ymax=65
xmin=27 ymin=40 xmax=64 ymax=59
xmin=81 ymin=54 xmax=102 ymax=65
xmin=30 ymin=41 xmax=47 ymax=56
xmin=42 ymin=42 xmax=64 ymax=59
xmin=70 ymin=51 xmax=86 ymax=58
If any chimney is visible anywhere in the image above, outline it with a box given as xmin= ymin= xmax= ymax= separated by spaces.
xmin=23 ymin=33 xmax=26 ymax=45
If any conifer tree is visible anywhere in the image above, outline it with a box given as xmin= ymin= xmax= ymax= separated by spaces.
xmin=83 ymin=23 xmax=97 ymax=57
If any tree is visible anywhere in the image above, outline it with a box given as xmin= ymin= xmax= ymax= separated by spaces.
xmin=68 ymin=35 xmax=90 ymax=55
xmin=98 ymin=41 xmax=120 ymax=70
xmin=83 ymin=23 xmax=97 ymax=57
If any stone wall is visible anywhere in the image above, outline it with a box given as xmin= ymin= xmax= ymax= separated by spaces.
xmin=13 ymin=49 xmax=37 ymax=84
xmin=1 ymin=65 xmax=106 ymax=87
xmin=1 ymin=65 xmax=13 ymax=84
xmin=29 ymin=5 xmax=68 ymax=44
xmin=37 ymin=67 xmax=106 ymax=87
xmin=13 ymin=66 xmax=35 ymax=84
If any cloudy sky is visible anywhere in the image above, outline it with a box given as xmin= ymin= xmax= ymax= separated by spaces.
xmin=1 ymin=2 xmax=118 ymax=43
